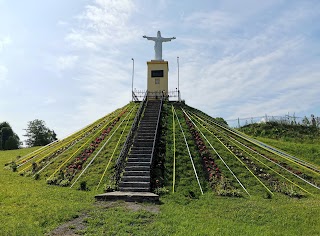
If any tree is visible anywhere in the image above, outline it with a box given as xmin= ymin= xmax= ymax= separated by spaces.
xmin=302 ymin=116 xmax=310 ymax=126
xmin=0 ymin=122 xmax=20 ymax=150
xmin=24 ymin=119 xmax=57 ymax=147
xmin=311 ymin=114 xmax=316 ymax=127
xmin=215 ymin=117 xmax=228 ymax=127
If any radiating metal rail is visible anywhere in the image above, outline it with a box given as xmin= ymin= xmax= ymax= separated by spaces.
xmin=186 ymin=110 xmax=274 ymax=196
xmin=47 ymin=106 xmax=129 ymax=179
xmin=182 ymin=108 xmax=250 ymax=197
xmin=173 ymin=106 xmax=203 ymax=195
xmin=192 ymin=112 xmax=320 ymax=192
xmin=95 ymin=105 xmax=136 ymax=190
xmin=196 ymin=112 xmax=320 ymax=174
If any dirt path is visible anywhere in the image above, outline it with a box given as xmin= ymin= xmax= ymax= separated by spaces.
xmin=48 ymin=201 xmax=160 ymax=235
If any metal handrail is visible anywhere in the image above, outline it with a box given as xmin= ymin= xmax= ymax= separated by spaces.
xmin=149 ymin=95 xmax=164 ymax=166
xmin=114 ymin=92 xmax=147 ymax=185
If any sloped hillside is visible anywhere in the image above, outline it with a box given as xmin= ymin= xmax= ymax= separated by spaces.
xmin=7 ymin=103 xmax=138 ymax=190
xmin=6 ymin=101 xmax=320 ymax=199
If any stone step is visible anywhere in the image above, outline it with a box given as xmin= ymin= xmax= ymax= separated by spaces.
xmin=135 ymin=133 xmax=155 ymax=137
xmin=138 ymin=126 xmax=156 ymax=130
xmin=134 ymin=139 xmax=153 ymax=143
xmin=129 ymin=153 xmax=151 ymax=158
xmin=140 ymin=119 xmax=157 ymax=122
xmin=135 ymin=136 xmax=155 ymax=140
xmin=126 ymin=162 xmax=150 ymax=167
xmin=119 ymin=181 xmax=150 ymax=188
xmin=142 ymin=119 xmax=158 ymax=122
xmin=140 ymin=120 xmax=157 ymax=123
xmin=127 ymin=157 xmax=151 ymax=163
xmin=139 ymin=121 xmax=157 ymax=125
xmin=136 ymin=131 xmax=155 ymax=136
xmin=136 ymin=129 xmax=155 ymax=133
xmin=121 ymin=176 xmax=150 ymax=182
xmin=141 ymin=117 xmax=158 ymax=120
xmin=125 ymin=166 xmax=150 ymax=171
xmin=95 ymin=191 xmax=159 ymax=202
xmin=119 ymin=187 xmax=151 ymax=192
xmin=139 ymin=125 xmax=157 ymax=128
xmin=130 ymin=148 xmax=152 ymax=154
xmin=129 ymin=152 xmax=152 ymax=157
xmin=123 ymin=170 xmax=150 ymax=176
xmin=133 ymin=140 xmax=154 ymax=145
xmin=142 ymin=117 xmax=158 ymax=120
xmin=134 ymin=138 xmax=154 ymax=142
xmin=132 ymin=142 xmax=153 ymax=148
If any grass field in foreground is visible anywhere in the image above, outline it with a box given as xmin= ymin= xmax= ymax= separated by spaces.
xmin=1 ymin=143 xmax=319 ymax=235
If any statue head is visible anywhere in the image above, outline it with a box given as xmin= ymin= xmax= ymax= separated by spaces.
xmin=157 ymin=31 xmax=161 ymax=37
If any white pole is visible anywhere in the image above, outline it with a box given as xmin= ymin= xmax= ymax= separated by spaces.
xmin=131 ymin=58 xmax=134 ymax=101
xmin=177 ymin=56 xmax=180 ymax=101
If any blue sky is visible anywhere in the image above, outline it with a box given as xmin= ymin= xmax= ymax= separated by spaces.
xmin=0 ymin=0 xmax=319 ymax=143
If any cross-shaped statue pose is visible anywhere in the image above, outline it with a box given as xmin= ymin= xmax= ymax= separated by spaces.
xmin=143 ymin=31 xmax=176 ymax=60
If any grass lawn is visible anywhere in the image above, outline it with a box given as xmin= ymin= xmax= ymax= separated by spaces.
xmin=255 ymin=137 xmax=320 ymax=166
xmin=1 ymin=138 xmax=319 ymax=235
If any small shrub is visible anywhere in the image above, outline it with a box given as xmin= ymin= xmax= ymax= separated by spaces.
xmin=59 ymin=179 xmax=70 ymax=187
xmin=46 ymin=176 xmax=59 ymax=185
xmin=283 ymin=184 xmax=304 ymax=198
xmin=264 ymin=192 xmax=273 ymax=199
xmin=79 ymin=181 xmax=89 ymax=191
xmin=31 ymin=162 xmax=38 ymax=173
xmin=104 ymin=180 xmax=116 ymax=192
xmin=34 ymin=173 xmax=40 ymax=180
xmin=10 ymin=161 xmax=17 ymax=172
xmin=154 ymin=187 xmax=169 ymax=195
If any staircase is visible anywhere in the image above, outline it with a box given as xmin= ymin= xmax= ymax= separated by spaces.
xmin=119 ymin=100 xmax=161 ymax=192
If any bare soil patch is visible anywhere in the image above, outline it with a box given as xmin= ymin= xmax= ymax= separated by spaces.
xmin=48 ymin=201 xmax=160 ymax=235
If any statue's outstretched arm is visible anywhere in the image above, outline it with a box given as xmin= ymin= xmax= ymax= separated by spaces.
xmin=161 ymin=37 xmax=176 ymax=42
xmin=143 ymin=35 xmax=157 ymax=41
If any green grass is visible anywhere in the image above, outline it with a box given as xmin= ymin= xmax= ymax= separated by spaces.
xmin=1 ymin=102 xmax=320 ymax=235
xmin=0 ymin=148 xmax=95 ymax=235
xmin=254 ymin=137 xmax=320 ymax=167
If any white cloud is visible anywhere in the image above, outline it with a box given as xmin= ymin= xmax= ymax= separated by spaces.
xmin=184 ymin=11 xmax=235 ymax=32
xmin=56 ymin=55 xmax=78 ymax=71
xmin=0 ymin=65 xmax=8 ymax=82
xmin=57 ymin=20 xmax=69 ymax=26
xmin=0 ymin=36 xmax=12 ymax=52
xmin=58 ymin=0 xmax=139 ymax=128
xmin=66 ymin=0 xmax=139 ymax=50
xmin=171 ymin=1 xmax=320 ymax=119
xmin=43 ymin=97 xmax=57 ymax=105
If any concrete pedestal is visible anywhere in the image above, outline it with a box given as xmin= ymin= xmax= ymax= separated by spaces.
xmin=147 ymin=60 xmax=168 ymax=99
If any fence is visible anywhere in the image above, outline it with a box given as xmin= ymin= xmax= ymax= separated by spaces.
xmin=132 ymin=89 xmax=181 ymax=101
xmin=226 ymin=114 xmax=320 ymax=128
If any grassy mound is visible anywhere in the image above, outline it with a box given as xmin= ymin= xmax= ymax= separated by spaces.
xmin=1 ymin=101 xmax=320 ymax=235
xmin=239 ymin=122 xmax=320 ymax=142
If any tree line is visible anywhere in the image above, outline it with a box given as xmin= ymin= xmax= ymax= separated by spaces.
xmin=0 ymin=119 xmax=57 ymax=150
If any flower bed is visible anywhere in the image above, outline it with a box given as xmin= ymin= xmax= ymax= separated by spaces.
xmin=184 ymin=114 xmax=221 ymax=182
xmin=218 ymin=135 xmax=304 ymax=198
xmin=47 ymin=109 xmax=127 ymax=186
xmin=17 ymin=112 xmax=118 ymax=176
xmin=183 ymin=113 xmax=242 ymax=197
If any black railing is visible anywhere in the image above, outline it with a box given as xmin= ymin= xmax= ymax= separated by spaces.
xmin=132 ymin=90 xmax=180 ymax=100
xmin=113 ymin=92 xmax=147 ymax=186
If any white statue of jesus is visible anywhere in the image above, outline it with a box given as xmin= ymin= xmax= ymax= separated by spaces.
xmin=143 ymin=31 xmax=176 ymax=60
